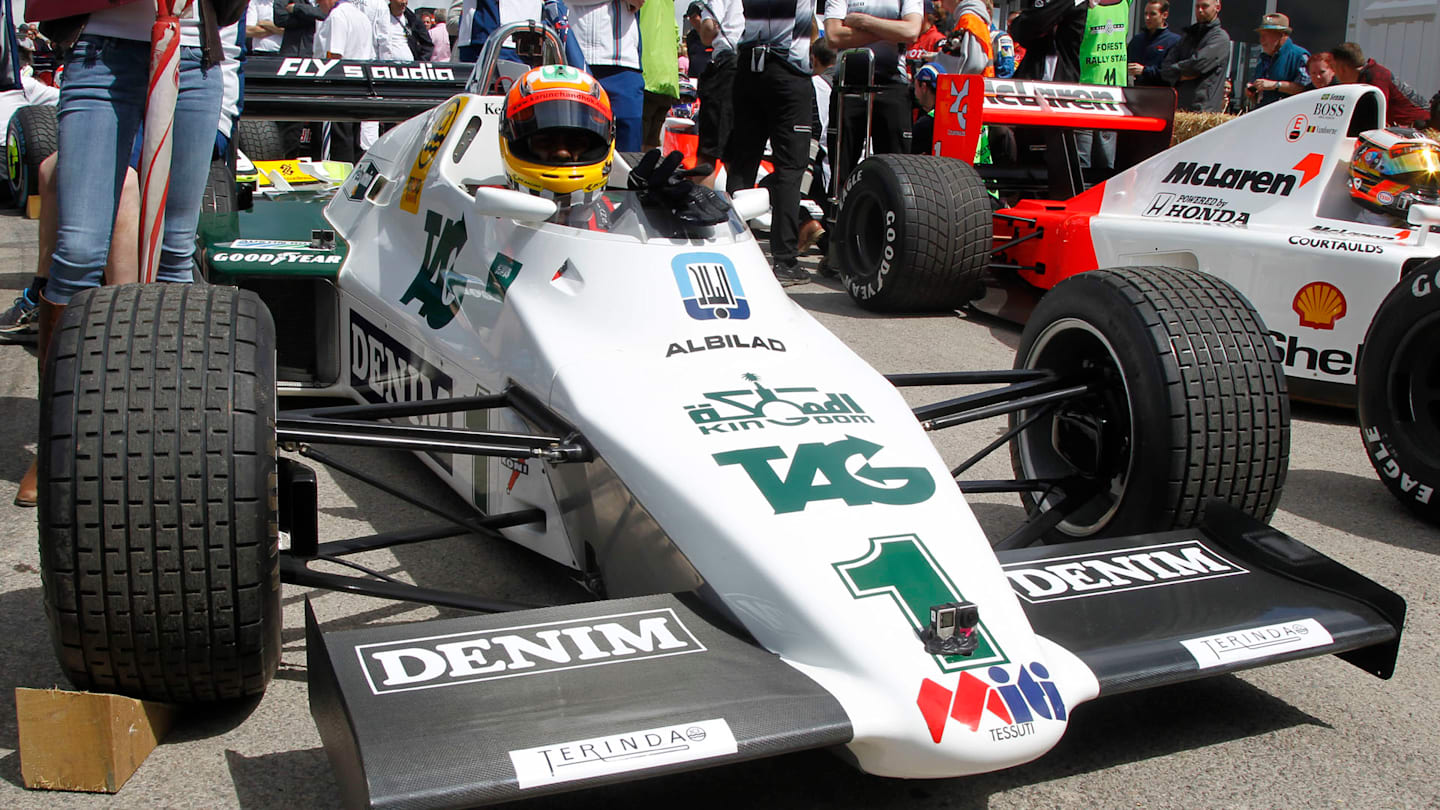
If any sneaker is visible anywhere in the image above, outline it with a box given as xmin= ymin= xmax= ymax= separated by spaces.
xmin=0 ymin=289 xmax=39 ymax=344
xmin=817 ymin=253 xmax=837 ymax=279
xmin=773 ymin=261 xmax=809 ymax=287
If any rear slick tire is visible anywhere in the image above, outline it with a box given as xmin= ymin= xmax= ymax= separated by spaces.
xmin=1011 ymin=266 xmax=1290 ymax=540
xmin=834 ymin=154 xmax=991 ymax=313
xmin=39 ymin=284 xmax=281 ymax=702
xmin=1356 ymin=261 xmax=1440 ymax=526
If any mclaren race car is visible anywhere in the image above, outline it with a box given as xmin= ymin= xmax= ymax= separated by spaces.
xmin=35 ymin=25 xmax=1404 ymax=809
xmin=829 ymin=74 xmax=1440 ymax=526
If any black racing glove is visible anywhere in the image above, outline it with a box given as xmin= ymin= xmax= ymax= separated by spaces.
xmin=627 ymin=149 xmax=731 ymax=225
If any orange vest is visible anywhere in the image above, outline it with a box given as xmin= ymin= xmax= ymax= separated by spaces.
xmin=952 ymin=12 xmax=995 ymax=78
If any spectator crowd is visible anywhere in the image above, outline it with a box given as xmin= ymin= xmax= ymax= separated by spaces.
xmin=3 ymin=0 xmax=1439 ymax=305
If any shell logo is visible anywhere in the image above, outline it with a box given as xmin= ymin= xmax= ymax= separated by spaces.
xmin=1293 ymin=282 xmax=1347 ymax=330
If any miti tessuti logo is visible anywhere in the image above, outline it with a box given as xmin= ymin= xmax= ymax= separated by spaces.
xmin=916 ymin=662 xmax=1067 ymax=744
xmin=673 ymin=252 xmax=750 ymax=320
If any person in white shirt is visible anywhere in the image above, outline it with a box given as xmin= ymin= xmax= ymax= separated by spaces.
xmin=316 ymin=0 xmax=378 ymax=158
xmin=373 ymin=0 xmax=433 ymax=60
xmin=568 ymin=0 xmax=644 ymax=151
xmin=247 ymin=0 xmax=284 ymax=51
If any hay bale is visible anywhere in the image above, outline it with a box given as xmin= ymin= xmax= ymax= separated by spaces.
xmin=1171 ymin=111 xmax=1236 ymax=145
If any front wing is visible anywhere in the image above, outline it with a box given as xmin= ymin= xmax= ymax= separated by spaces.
xmin=310 ymin=508 xmax=1402 ymax=808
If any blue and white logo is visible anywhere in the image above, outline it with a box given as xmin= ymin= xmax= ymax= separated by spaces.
xmin=673 ymin=252 xmax=750 ymax=321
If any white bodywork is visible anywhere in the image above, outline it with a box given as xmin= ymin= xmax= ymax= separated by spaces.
xmin=1088 ymin=85 xmax=1437 ymax=390
xmin=319 ymin=89 xmax=1100 ymax=778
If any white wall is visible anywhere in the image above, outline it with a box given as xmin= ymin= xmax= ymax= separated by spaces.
xmin=1350 ymin=0 xmax=1439 ymax=98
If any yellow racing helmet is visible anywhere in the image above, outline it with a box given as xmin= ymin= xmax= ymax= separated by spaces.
xmin=499 ymin=64 xmax=615 ymax=206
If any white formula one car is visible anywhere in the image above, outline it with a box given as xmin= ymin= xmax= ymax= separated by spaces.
xmin=35 ymin=26 xmax=1405 ymax=809
xmin=829 ymin=76 xmax=1440 ymax=525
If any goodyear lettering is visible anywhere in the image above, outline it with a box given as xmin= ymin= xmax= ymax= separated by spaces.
xmin=1162 ymin=162 xmax=1297 ymax=195
xmin=1287 ymin=236 xmax=1383 ymax=254
xmin=1413 ymin=269 xmax=1435 ymax=297
xmin=210 ymin=251 xmax=343 ymax=264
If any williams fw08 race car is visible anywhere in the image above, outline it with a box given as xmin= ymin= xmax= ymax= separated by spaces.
xmin=34 ymin=25 xmax=1404 ymax=809
xmin=829 ymin=75 xmax=1440 ymax=526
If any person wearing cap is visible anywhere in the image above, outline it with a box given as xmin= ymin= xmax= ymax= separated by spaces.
xmin=911 ymin=62 xmax=943 ymax=155
xmin=1245 ymin=12 xmax=1309 ymax=108
xmin=904 ymin=0 xmax=946 ymax=71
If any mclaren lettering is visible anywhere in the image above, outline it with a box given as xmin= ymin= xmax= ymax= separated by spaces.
xmin=1162 ymin=162 xmax=1297 ymax=196
xmin=356 ymin=608 xmax=706 ymax=694
xmin=1001 ymin=540 xmax=1247 ymax=603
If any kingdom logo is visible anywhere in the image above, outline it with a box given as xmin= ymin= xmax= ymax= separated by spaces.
xmin=685 ymin=373 xmax=871 ymax=435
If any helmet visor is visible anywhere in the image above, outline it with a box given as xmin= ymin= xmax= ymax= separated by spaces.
xmin=1381 ymin=144 xmax=1440 ymax=189
xmin=507 ymin=94 xmax=613 ymax=166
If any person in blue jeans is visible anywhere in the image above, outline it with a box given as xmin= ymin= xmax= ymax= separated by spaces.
xmin=17 ymin=0 xmax=244 ymax=508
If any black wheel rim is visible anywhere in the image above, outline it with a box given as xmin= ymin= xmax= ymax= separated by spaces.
xmin=1017 ymin=318 xmax=1135 ymax=536
xmin=844 ymin=190 xmax=887 ymax=285
xmin=1385 ymin=309 xmax=1440 ymax=466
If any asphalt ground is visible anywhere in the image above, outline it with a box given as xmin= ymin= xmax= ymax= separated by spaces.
xmin=0 ymin=207 xmax=1437 ymax=809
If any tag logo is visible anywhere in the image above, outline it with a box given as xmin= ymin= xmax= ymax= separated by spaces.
xmin=673 ymin=252 xmax=749 ymax=320
xmin=713 ymin=435 xmax=935 ymax=513
xmin=401 ymin=210 xmax=468 ymax=329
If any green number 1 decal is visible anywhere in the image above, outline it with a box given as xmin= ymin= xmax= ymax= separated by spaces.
xmin=834 ymin=534 xmax=1008 ymax=673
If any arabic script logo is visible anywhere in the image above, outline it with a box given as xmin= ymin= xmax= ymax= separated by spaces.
xmin=673 ymin=252 xmax=750 ymax=321
xmin=685 ymin=373 xmax=871 ymax=435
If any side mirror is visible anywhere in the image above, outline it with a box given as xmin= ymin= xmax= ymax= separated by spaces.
xmin=472 ymin=185 xmax=558 ymax=222
xmin=731 ymin=188 xmax=771 ymax=222
xmin=1408 ymin=203 xmax=1440 ymax=228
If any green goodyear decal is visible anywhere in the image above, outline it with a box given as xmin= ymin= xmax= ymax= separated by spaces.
xmin=686 ymin=373 xmax=872 ymax=436
xmin=713 ymin=435 xmax=934 ymax=513
xmin=486 ymin=253 xmax=523 ymax=300
xmin=835 ymin=534 xmax=1008 ymax=673
xmin=402 ymin=210 xmax=468 ymax=329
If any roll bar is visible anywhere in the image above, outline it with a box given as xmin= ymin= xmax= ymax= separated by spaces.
xmin=464 ymin=21 xmax=568 ymax=96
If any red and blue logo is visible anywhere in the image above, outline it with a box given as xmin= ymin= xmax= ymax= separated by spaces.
xmin=916 ymin=662 xmax=1066 ymax=743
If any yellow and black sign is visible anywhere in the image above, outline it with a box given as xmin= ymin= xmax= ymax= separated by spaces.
xmin=401 ymin=97 xmax=469 ymax=214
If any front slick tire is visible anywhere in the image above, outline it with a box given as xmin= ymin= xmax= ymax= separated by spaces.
xmin=39 ymin=284 xmax=280 ymax=703
xmin=1011 ymin=266 xmax=1290 ymax=540
xmin=1357 ymin=261 xmax=1440 ymax=526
